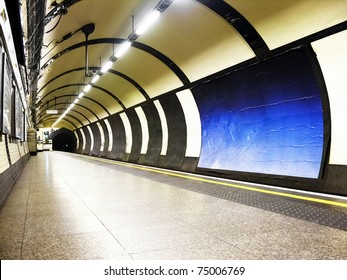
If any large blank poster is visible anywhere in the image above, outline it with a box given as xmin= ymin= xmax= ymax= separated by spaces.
xmin=2 ymin=54 xmax=12 ymax=134
xmin=194 ymin=49 xmax=324 ymax=178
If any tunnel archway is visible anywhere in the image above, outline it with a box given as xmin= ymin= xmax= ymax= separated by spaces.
xmin=51 ymin=128 xmax=77 ymax=152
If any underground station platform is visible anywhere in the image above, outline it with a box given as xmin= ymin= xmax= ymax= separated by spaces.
xmin=0 ymin=151 xmax=346 ymax=260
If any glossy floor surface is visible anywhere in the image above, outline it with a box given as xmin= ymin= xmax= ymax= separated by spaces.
xmin=1 ymin=152 xmax=347 ymax=260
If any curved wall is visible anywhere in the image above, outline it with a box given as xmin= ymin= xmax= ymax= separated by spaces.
xmin=126 ymin=109 xmax=142 ymax=163
xmin=142 ymin=101 xmax=162 ymax=166
xmin=157 ymin=93 xmax=187 ymax=169
xmin=97 ymin=121 xmax=108 ymax=157
xmin=81 ymin=126 xmax=91 ymax=155
xmin=89 ymin=123 xmax=100 ymax=156
xmin=73 ymin=45 xmax=346 ymax=196
xmin=107 ymin=114 xmax=126 ymax=160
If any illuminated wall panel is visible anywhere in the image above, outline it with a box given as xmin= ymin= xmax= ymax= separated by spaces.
xmin=87 ymin=126 xmax=94 ymax=153
xmin=154 ymin=100 xmax=168 ymax=156
xmin=104 ymin=119 xmax=113 ymax=152
xmin=312 ymin=30 xmax=347 ymax=165
xmin=194 ymin=49 xmax=324 ymax=178
xmin=80 ymin=128 xmax=86 ymax=151
xmin=97 ymin=122 xmax=105 ymax=152
xmin=120 ymin=112 xmax=132 ymax=154
xmin=74 ymin=130 xmax=80 ymax=150
xmin=135 ymin=106 xmax=149 ymax=154
xmin=176 ymin=89 xmax=201 ymax=157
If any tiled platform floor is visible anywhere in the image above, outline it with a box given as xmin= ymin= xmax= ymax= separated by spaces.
xmin=0 ymin=152 xmax=347 ymax=260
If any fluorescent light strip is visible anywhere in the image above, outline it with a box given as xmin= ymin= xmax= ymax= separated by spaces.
xmin=51 ymin=1 xmax=171 ymax=129
xmin=135 ymin=10 xmax=161 ymax=35
xmin=83 ymin=84 xmax=92 ymax=92
xmin=115 ymin=41 xmax=132 ymax=58
xmin=100 ymin=60 xmax=113 ymax=73
xmin=91 ymin=74 xmax=100 ymax=83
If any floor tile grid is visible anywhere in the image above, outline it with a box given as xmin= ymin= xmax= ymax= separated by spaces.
xmin=10 ymin=156 xmax=129 ymax=259
xmin=63 ymin=180 xmax=136 ymax=259
xmin=64 ymin=154 xmax=347 ymax=259
xmin=81 ymin=155 xmax=347 ymax=231
xmin=2 ymin=152 xmax=347 ymax=260
xmin=61 ymin=162 xmax=254 ymax=259
xmin=53 ymin=153 xmax=347 ymax=259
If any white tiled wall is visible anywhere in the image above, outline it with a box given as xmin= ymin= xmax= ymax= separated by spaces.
xmin=21 ymin=142 xmax=28 ymax=156
xmin=23 ymin=142 xmax=28 ymax=154
xmin=8 ymin=142 xmax=20 ymax=164
xmin=0 ymin=135 xmax=29 ymax=174
xmin=0 ymin=135 xmax=10 ymax=173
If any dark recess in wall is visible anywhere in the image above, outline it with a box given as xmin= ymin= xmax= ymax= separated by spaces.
xmin=158 ymin=93 xmax=187 ymax=169
xmin=52 ymin=133 xmax=76 ymax=152
xmin=51 ymin=128 xmax=77 ymax=153
xmin=142 ymin=101 xmax=162 ymax=166
xmin=107 ymin=114 xmax=126 ymax=160
xmin=75 ymin=129 xmax=83 ymax=153
xmin=324 ymin=165 xmax=347 ymax=196
xmin=126 ymin=109 xmax=142 ymax=163
xmin=81 ymin=126 xmax=91 ymax=154
xmin=98 ymin=120 xmax=109 ymax=157
xmin=89 ymin=122 xmax=100 ymax=156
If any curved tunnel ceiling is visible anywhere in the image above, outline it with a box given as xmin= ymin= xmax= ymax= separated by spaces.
xmin=36 ymin=0 xmax=347 ymax=130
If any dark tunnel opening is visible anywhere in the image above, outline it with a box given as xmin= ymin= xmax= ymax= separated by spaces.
xmin=52 ymin=133 xmax=77 ymax=152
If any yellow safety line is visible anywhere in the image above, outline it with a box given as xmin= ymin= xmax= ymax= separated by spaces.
xmin=91 ymin=156 xmax=347 ymax=209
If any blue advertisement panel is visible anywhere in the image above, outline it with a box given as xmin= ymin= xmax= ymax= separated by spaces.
xmin=194 ymin=49 xmax=324 ymax=178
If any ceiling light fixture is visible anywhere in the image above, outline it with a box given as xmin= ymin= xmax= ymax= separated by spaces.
xmin=135 ymin=10 xmax=161 ymax=35
xmin=91 ymin=74 xmax=101 ymax=83
xmin=52 ymin=0 xmax=175 ymax=128
xmin=115 ymin=41 xmax=132 ymax=58
xmin=83 ymin=84 xmax=92 ymax=92
xmin=100 ymin=60 xmax=113 ymax=73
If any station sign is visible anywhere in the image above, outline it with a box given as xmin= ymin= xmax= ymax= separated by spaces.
xmin=46 ymin=109 xmax=58 ymax=114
